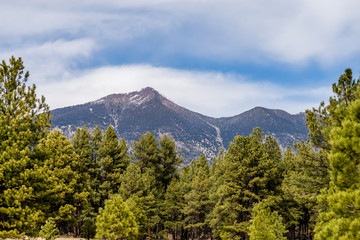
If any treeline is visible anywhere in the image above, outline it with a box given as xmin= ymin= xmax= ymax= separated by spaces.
xmin=1 ymin=57 xmax=360 ymax=240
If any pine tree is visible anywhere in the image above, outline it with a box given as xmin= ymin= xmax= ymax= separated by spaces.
xmin=281 ymin=141 xmax=329 ymax=238
xmin=210 ymin=128 xmax=282 ymax=239
xmin=133 ymin=131 xmax=159 ymax=174
xmin=91 ymin=126 xmax=102 ymax=163
xmin=99 ymin=126 xmax=130 ymax=199
xmin=306 ymin=68 xmax=359 ymax=151
xmin=315 ymin=87 xmax=360 ymax=239
xmin=282 ymin=69 xmax=360 ymax=238
xmin=72 ymin=126 xmax=94 ymax=177
xmin=33 ymin=130 xmax=88 ymax=234
xmin=80 ymin=203 xmax=96 ymax=240
xmin=118 ymin=163 xmax=160 ymax=238
xmin=248 ymin=201 xmax=287 ymax=240
xmin=163 ymin=178 xmax=185 ymax=240
xmin=132 ymin=132 xmax=169 ymax=237
xmin=95 ymin=195 xmax=139 ymax=240
xmin=39 ymin=218 xmax=59 ymax=240
xmin=90 ymin=125 xmax=102 ymax=195
xmin=71 ymin=127 xmax=96 ymax=236
xmin=86 ymin=126 xmax=102 ymax=215
xmin=183 ymin=155 xmax=212 ymax=239
xmin=0 ymin=57 xmax=51 ymax=237
xmin=124 ymin=196 xmax=147 ymax=239
xmin=158 ymin=135 xmax=183 ymax=190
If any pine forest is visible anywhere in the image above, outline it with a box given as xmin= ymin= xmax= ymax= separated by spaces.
xmin=2 ymin=56 xmax=360 ymax=240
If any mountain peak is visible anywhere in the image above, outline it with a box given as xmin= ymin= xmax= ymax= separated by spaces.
xmin=92 ymin=87 xmax=164 ymax=108
xmin=139 ymin=86 xmax=159 ymax=95
xmin=51 ymin=87 xmax=308 ymax=163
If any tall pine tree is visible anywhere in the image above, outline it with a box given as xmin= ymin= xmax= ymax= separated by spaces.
xmin=0 ymin=57 xmax=51 ymax=237
xmin=99 ymin=126 xmax=130 ymax=200
xmin=210 ymin=128 xmax=282 ymax=239
xmin=315 ymin=86 xmax=360 ymax=239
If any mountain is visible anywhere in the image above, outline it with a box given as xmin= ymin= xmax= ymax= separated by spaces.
xmin=50 ymin=87 xmax=308 ymax=163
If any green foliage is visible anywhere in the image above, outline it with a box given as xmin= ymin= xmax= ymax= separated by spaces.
xmin=281 ymin=141 xmax=330 ymax=232
xmin=34 ymin=130 xmax=88 ymax=233
xmin=133 ymin=131 xmax=159 ymax=174
xmin=163 ymin=178 xmax=185 ymax=239
xmin=183 ymin=155 xmax=211 ymax=239
xmin=99 ymin=126 xmax=130 ymax=198
xmin=6 ymin=58 xmax=360 ymax=239
xmin=124 ymin=196 xmax=147 ymax=239
xmin=91 ymin=126 xmax=103 ymax=163
xmin=248 ymin=201 xmax=287 ymax=240
xmin=158 ymin=135 xmax=183 ymax=190
xmin=118 ymin=163 xmax=160 ymax=237
xmin=80 ymin=204 xmax=97 ymax=240
xmin=0 ymin=57 xmax=51 ymax=237
xmin=280 ymin=69 xmax=360 ymax=238
xmin=282 ymin=143 xmax=329 ymax=208
xmin=210 ymin=128 xmax=283 ymax=239
xmin=72 ymin=126 xmax=94 ymax=177
xmin=39 ymin=218 xmax=59 ymax=240
xmin=306 ymin=68 xmax=359 ymax=150
xmin=315 ymin=87 xmax=360 ymax=239
xmin=131 ymin=132 xmax=183 ymax=237
xmin=95 ymin=195 xmax=139 ymax=240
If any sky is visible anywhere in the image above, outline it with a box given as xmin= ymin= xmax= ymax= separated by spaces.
xmin=1 ymin=0 xmax=360 ymax=117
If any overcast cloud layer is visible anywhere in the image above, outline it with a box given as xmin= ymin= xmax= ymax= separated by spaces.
xmin=1 ymin=0 xmax=359 ymax=116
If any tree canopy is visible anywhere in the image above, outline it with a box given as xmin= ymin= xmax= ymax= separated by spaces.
xmin=2 ymin=56 xmax=360 ymax=240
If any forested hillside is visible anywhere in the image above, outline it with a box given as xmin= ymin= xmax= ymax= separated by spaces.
xmin=50 ymin=87 xmax=308 ymax=163
xmin=1 ymin=57 xmax=360 ymax=240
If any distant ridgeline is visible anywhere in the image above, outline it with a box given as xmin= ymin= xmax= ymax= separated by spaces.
xmin=51 ymin=87 xmax=308 ymax=163
xmin=4 ymin=57 xmax=357 ymax=239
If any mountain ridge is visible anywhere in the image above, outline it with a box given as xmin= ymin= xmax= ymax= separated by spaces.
xmin=51 ymin=87 xmax=308 ymax=163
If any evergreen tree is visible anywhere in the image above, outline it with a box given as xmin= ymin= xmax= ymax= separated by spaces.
xmin=87 ymin=126 xmax=102 ymax=216
xmin=158 ymin=135 xmax=183 ymax=190
xmin=71 ymin=127 xmax=96 ymax=236
xmin=95 ymin=195 xmax=139 ymax=240
xmin=0 ymin=57 xmax=51 ymax=237
xmin=133 ymin=131 xmax=159 ymax=174
xmin=72 ymin=126 xmax=94 ymax=178
xmin=183 ymin=155 xmax=211 ymax=239
xmin=210 ymin=128 xmax=282 ymax=239
xmin=315 ymin=87 xmax=360 ymax=239
xmin=91 ymin=126 xmax=102 ymax=163
xmin=132 ymin=132 xmax=183 ymax=237
xmin=118 ymin=163 xmax=160 ymax=238
xmin=306 ymin=68 xmax=359 ymax=151
xmin=281 ymin=141 xmax=329 ymax=238
xmin=39 ymin=218 xmax=59 ymax=240
xmin=248 ymin=201 xmax=287 ymax=240
xmin=99 ymin=126 xmax=130 ymax=199
xmin=282 ymin=68 xmax=360 ymax=238
xmin=89 ymin=126 xmax=102 ymax=202
xmin=163 ymin=179 xmax=185 ymax=240
xmin=33 ymin=130 xmax=89 ymax=234
xmin=80 ymin=203 xmax=96 ymax=240
xmin=124 ymin=196 xmax=147 ymax=239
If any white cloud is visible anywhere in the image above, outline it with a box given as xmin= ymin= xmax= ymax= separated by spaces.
xmin=37 ymin=65 xmax=331 ymax=117
xmin=0 ymin=38 xmax=97 ymax=81
xmin=0 ymin=0 xmax=351 ymax=117
xmin=2 ymin=0 xmax=360 ymax=65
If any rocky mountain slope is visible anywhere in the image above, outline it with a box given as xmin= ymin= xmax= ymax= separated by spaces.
xmin=51 ymin=87 xmax=308 ymax=163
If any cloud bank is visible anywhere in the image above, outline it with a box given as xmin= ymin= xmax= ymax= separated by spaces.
xmin=37 ymin=65 xmax=331 ymax=117
xmin=0 ymin=0 xmax=355 ymax=117
xmin=2 ymin=0 xmax=360 ymax=65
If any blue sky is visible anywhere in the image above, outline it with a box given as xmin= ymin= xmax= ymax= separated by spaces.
xmin=1 ymin=0 xmax=360 ymax=117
